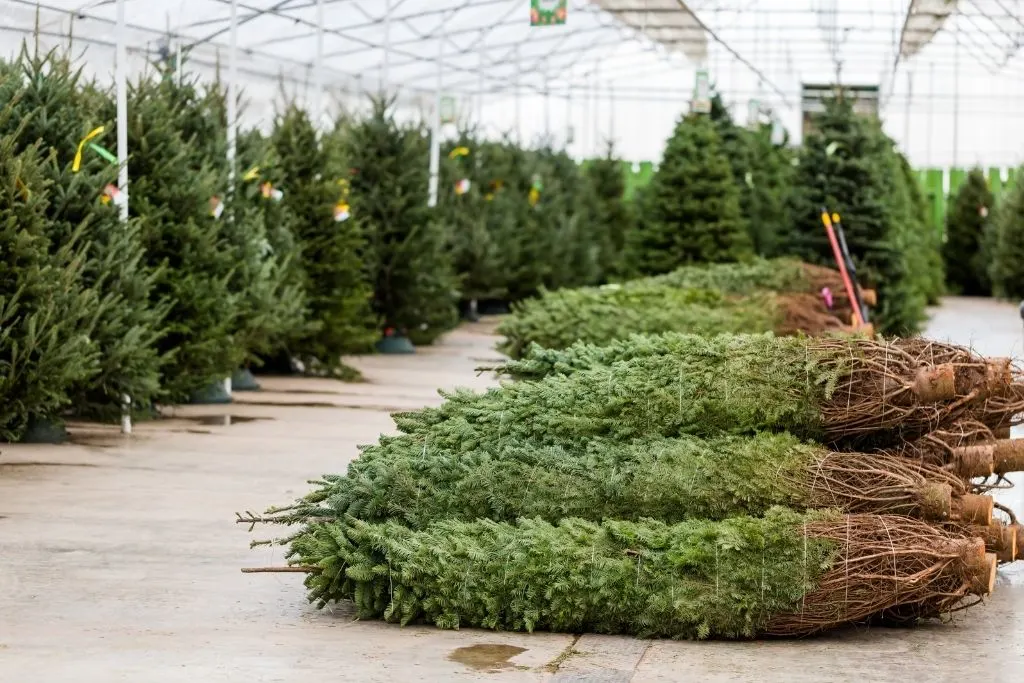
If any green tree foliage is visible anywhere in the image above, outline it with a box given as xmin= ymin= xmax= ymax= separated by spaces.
xmin=272 ymin=104 xmax=377 ymax=364
xmin=344 ymin=98 xmax=458 ymax=344
xmin=744 ymin=123 xmax=794 ymax=257
xmin=288 ymin=508 xmax=837 ymax=638
xmin=989 ymin=166 xmax=1024 ymax=299
xmin=635 ymin=112 xmax=752 ymax=274
xmin=581 ymin=142 xmax=635 ymax=281
xmin=0 ymin=47 xmax=165 ymax=418
xmin=117 ymin=74 xmax=243 ymax=401
xmin=944 ymin=167 xmax=993 ymax=295
xmin=159 ymin=74 xmax=311 ymax=368
xmin=786 ymin=96 xmax=925 ymax=335
xmin=439 ymin=129 xmax=506 ymax=303
xmin=0 ymin=129 xmax=100 ymax=440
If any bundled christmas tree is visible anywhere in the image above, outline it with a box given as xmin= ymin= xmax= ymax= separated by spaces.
xmin=262 ymin=429 xmax=994 ymax=531
xmin=0 ymin=127 xmax=100 ymax=440
xmin=402 ymin=333 xmax=1005 ymax=449
xmin=634 ymin=111 xmax=752 ymax=274
xmin=945 ymin=168 xmax=994 ymax=295
xmin=786 ymin=96 xmax=925 ymax=335
xmin=116 ymin=74 xmax=243 ymax=402
xmin=285 ymin=509 xmax=993 ymax=638
xmin=271 ymin=104 xmax=377 ymax=368
xmin=0 ymin=47 xmax=165 ymax=418
xmin=344 ymin=97 xmax=459 ymax=345
xmin=581 ymin=142 xmax=636 ymax=281
xmin=495 ymin=283 xmax=847 ymax=359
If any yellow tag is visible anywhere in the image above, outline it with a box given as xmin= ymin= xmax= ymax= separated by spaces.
xmin=72 ymin=126 xmax=106 ymax=172
xmin=15 ymin=177 xmax=30 ymax=200
xmin=243 ymin=166 xmax=261 ymax=181
xmin=448 ymin=146 xmax=470 ymax=160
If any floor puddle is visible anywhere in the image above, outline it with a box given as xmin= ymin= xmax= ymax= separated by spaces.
xmin=189 ymin=415 xmax=272 ymax=427
xmin=0 ymin=462 xmax=98 ymax=469
xmin=448 ymin=644 xmax=527 ymax=672
xmin=67 ymin=432 xmax=130 ymax=448
xmin=236 ymin=401 xmax=338 ymax=409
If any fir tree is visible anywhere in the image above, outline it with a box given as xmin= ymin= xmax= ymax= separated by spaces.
xmin=744 ymin=123 xmax=793 ymax=257
xmin=0 ymin=128 xmax=100 ymax=440
xmin=272 ymin=104 xmax=377 ymax=366
xmin=581 ymin=142 xmax=635 ymax=282
xmin=534 ymin=145 xmax=600 ymax=290
xmin=944 ymin=167 xmax=993 ymax=295
xmin=344 ymin=97 xmax=459 ymax=345
xmin=159 ymin=74 xmax=311 ymax=368
xmin=989 ymin=166 xmax=1024 ymax=299
xmin=786 ymin=96 xmax=925 ymax=335
xmin=116 ymin=74 xmax=243 ymax=401
xmin=635 ymin=111 xmax=752 ymax=274
xmin=0 ymin=47 xmax=165 ymax=418
xmin=440 ymin=129 xmax=506 ymax=306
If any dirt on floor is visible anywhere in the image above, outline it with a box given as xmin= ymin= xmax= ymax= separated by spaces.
xmin=1 ymin=308 xmax=1023 ymax=682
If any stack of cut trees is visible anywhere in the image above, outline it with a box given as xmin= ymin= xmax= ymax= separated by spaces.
xmin=243 ymin=333 xmax=1024 ymax=639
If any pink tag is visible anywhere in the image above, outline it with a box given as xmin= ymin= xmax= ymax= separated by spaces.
xmin=821 ymin=287 xmax=834 ymax=309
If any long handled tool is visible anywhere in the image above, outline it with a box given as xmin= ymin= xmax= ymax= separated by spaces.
xmin=821 ymin=208 xmax=868 ymax=328
xmin=831 ymin=212 xmax=870 ymax=323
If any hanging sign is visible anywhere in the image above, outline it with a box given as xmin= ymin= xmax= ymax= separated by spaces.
xmin=440 ymin=96 xmax=457 ymax=124
xmin=243 ymin=166 xmax=261 ymax=182
xmin=531 ymin=0 xmax=567 ymax=26
xmin=747 ymin=99 xmax=761 ymax=129
xmin=529 ymin=174 xmax=543 ymax=207
xmin=692 ymin=69 xmax=711 ymax=114
xmin=770 ymin=115 xmax=786 ymax=146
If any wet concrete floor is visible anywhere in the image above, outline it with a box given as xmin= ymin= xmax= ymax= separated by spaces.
xmin=1 ymin=307 xmax=1023 ymax=682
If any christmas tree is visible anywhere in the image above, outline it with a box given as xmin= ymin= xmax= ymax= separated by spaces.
xmin=634 ymin=111 xmax=752 ymax=274
xmin=272 ymin=104 xmax=377 ymax=367
xmin=0 ymin=46 xmax=165 ymax=419
xmin=533 ymin=144 xmax=600 ymax=291
xmin=159 ymin=73 xmax=311 ymax=370
xmin=944 ymin=167 xmax=993 ymax=295
xmin=581 ymin=142 xmax=635 ymax=282
xmin=786 ymin=96 xmax=925 ymax=335
xmin=344 ymin=97 xmax=459 ymax=345
xmin=116 ymin=74 xmax=244 ymax=401
xmin=988 ymin=167 xmax=1024 ymax=299
xmin=440 ymin=129 xmax=507 ymax=310
xmin=744 ymin=122 xmax=794 ymax=257
xmin=0 ymin=126 xmax=100 ymax=440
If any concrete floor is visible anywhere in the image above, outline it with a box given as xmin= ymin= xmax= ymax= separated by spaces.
xmin=2 ymin=304 xmax=1024 ymax=682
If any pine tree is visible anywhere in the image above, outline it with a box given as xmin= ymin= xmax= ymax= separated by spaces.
xmin=989 ymin=166 xmax=1024 ymax=299
xmin=0 ymin=47 xmax=165 ymax=419
xmin=944 ymin=167 xmax=993 ymax=295
xmin=272 ymin=104 xmax=377 ymax=366
xmin=786 ymin=96 xmax=925 ymax=335
xmin=115 ymin=74 xmax=244 ymax=401
xmin=635 ymin=111 xmax=752 ymax=274
xmin=744 ymin=122 xmax=793 ymax=257
xmin=159 ymin=74 xmax=312 ymax=369
xmin=345 ymin=97 xmax=459 ymax=345
xmin=440 ymin=129 xmax=506 ymax=307
xmin=534 ymin=145 xmax=600 ymax=290
xmin=0 ymin=128 xmax=100 ymax=440
xmin=581 ymin=142 xmax=635 ymax=282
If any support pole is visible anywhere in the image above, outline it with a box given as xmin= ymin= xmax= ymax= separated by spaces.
xmin=953 ymin=18 xmax=960 ymax=170
xmin=593 ymin=61 xmax=601 ymax=148
xmin=514 ymin=44 xmax=521 ymax=145
xmin=582 ymin=69 xmax=591 ymax=158
xmin=608 ymin=80 xmax=615 ymax=146
xmin=903 ymin=69 xmax=912 ymax=156
xmin=382 ymin=0 xmax=391 ymax=92
xmin=428 ymin=37 xmax=443 ymax=208
xmin=116 ymin=0 xmax=131 ymax=434
xmin=926 ymin=61 xmax=934 ymax=168
xmin=478 ymin=50 xmax=485 ymax=126
xmin=544 ymin=70 xmax=551 ymax=141
xmin=223 ymin=0 xmax=239 ymax=402
xmin=314 ymin=0 xmax=324 ymax=127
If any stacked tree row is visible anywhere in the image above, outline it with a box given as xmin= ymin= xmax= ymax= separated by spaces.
xmin=245 ymin=328 xmax=1024 ymax=638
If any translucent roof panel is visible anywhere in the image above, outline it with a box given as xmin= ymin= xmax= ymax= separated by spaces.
xmin=1 ymin=0 xmax=1022 ymax=168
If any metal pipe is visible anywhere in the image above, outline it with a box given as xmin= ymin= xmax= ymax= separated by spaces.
xmin=428 ymin=35 xmax=442 ymax=208
xmin=115 ymin=0 xmax=131 ymax=435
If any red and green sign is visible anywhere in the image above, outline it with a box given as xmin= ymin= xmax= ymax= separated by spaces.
xmin=531 ymin=0 xmax=567 ymax=26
